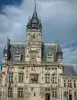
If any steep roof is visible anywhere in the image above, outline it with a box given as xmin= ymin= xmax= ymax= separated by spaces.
xmin=42 ymin=43 xmax=56 ymax=62
xmin=63 ymin=65 xmax=77 ymax=76
xmin=10 ymin=42 xmax=25 ymax=61
xmin=27 ymin=2 xmax=42 ymax=29
xmin=32 ymin=3 xmax=38 ymax=21
xmin=42 ymin=43 xmax=62 ymax=62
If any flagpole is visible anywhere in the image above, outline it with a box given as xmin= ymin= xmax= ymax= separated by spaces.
xmin=7 ymin=67 xmax=8 ymax=100
xmin=7 ymin=66 xmax=9 ymax=100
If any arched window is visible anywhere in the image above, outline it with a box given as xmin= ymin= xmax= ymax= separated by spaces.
xmin=33 ymin=34 xmax=35 ymax=39
xmin=69 ymin=94 xmax=72 ymax=100
xmin=31 ymin=34 xmax=36 ymax=40
xmin=45 ymin=93 xmax=50 ymax=100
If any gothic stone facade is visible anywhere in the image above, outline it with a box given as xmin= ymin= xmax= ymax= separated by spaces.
xmin=1 ymin=3 xmax=77 ymax=100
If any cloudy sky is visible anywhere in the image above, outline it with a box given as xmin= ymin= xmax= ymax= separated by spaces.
xmin=0 ymin=0 xmax=77 ymax=72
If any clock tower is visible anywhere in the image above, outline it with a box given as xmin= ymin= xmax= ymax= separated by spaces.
xmin=25 ymin=3 xmax=42 ymax=63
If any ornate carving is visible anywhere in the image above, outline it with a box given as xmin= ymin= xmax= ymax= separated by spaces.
xmin=24 ymin=85 xmax=29 ymax=99
xmin=40 ymin=86 xmax=45 ymax=98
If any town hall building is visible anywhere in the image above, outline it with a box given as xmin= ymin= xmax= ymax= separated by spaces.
xmin=0 ymin=2 xmax=77 ymax=100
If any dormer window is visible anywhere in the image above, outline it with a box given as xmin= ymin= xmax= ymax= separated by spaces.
xmin=47 ymin=54 xmax=54 ymax=62
xmin=30 ymin=74 xmax=38 ymax=83
xmin=14 ymin=51 xmax=21 ymax=61
xmin=48 ymin=54 xmax=52 ymax=59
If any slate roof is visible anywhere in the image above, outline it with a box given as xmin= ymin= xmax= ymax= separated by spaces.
xmin=42 ymin=43 xmax=62 ymax=62
xmin=42 ymin=43 xmax=57 ymax=62
xmin=3 ymin=38 xmax=63 ymax=62
xmin=10 ymin=42 xmax=25 ymax=61
xmin=3 ymin=40 xmax=77 ymax=77
xmin=63 ymin=65 xmax=77 ymax=76
xmin=10 ymin=42 xmax=58 ymax=62
xmin=11 ymin=42 xmax=25 ymax=61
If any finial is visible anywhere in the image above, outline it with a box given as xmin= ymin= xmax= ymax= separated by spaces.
xmin=34 ymin=0 xmax=36 ymax=5
xmin=34 ymin=0 xmax=36 ymax=10
xmin=7 ymin=36 xmax=9 ymax=40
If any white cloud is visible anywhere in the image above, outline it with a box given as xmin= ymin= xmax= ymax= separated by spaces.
xmin=63 ymin=48 xmax=77 ymax=64
xmin=62 ymin=42 xmax=77 ymax=73
xmin=63 ymin=47 xmax=77 ymax=73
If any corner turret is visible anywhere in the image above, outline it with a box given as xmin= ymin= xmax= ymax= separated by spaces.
xmin=3 ymin=37 xmax=11 ymax=62
xmin=56 ymin=41 xmax=63 ymax=68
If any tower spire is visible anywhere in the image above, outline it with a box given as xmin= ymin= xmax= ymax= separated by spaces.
xmin=34 ymin=0 xmax=36 ymax=5
xmin=34 ymin=0 xmax=36 ymax=8
xmin=27 ymin=0 xmax=42 ymax=29
xmin=32 ymin=0 xmax=38 ymax=19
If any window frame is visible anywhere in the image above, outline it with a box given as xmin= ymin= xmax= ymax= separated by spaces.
xmin=52 ymin=74 xmax=57 ymax=83
xmin=18 ymin=73 xmax=24 ymax=83
xmin=18 ymin=87 xmax=23 ymax=97
xmin=52 ymin=88 xmax=57 ymax=98
xmin=9 ymin=72 xmax=13 ymax=83
xmin=8 ymin=87 xmax=13 ymax=97
xmin=45 ymin=74 xmax=50 ymax=83
xmin=30 ymin=74 xmax=38 ymax=83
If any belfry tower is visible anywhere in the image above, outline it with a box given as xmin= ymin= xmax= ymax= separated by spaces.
xmin=25 ymin=2 xmax=42 ymax=63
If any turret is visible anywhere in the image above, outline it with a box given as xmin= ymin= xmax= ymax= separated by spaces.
xmin=3 ymin=37 xmax=11 ymax=62
xmin=56 ymin=41 xmax=63 ymax=68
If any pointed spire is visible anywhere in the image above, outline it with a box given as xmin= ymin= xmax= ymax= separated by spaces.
xmin=27 ymin=0 xmax=42 ymax=30
xmin=32 ymin=0 xmax=38 ymax=19
xmin=34 ymin=0 xmax=36 ymax=8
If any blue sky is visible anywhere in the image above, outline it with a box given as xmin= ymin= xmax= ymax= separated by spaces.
xmin=0 ymin=0 xmax=77 ymax=72
xmin=0 ymin=0 xmax=22 ymax=5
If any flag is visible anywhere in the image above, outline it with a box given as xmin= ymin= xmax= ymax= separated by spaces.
xmin=7 ymin=68 xmax=9 ymax=74
xmin=2 ymin=68 xmax=11 ymax=76
xmin=7 ymin=68 xmax=11 ymax=74
xmin=2 ymin=71 xmax=6 ymax=76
